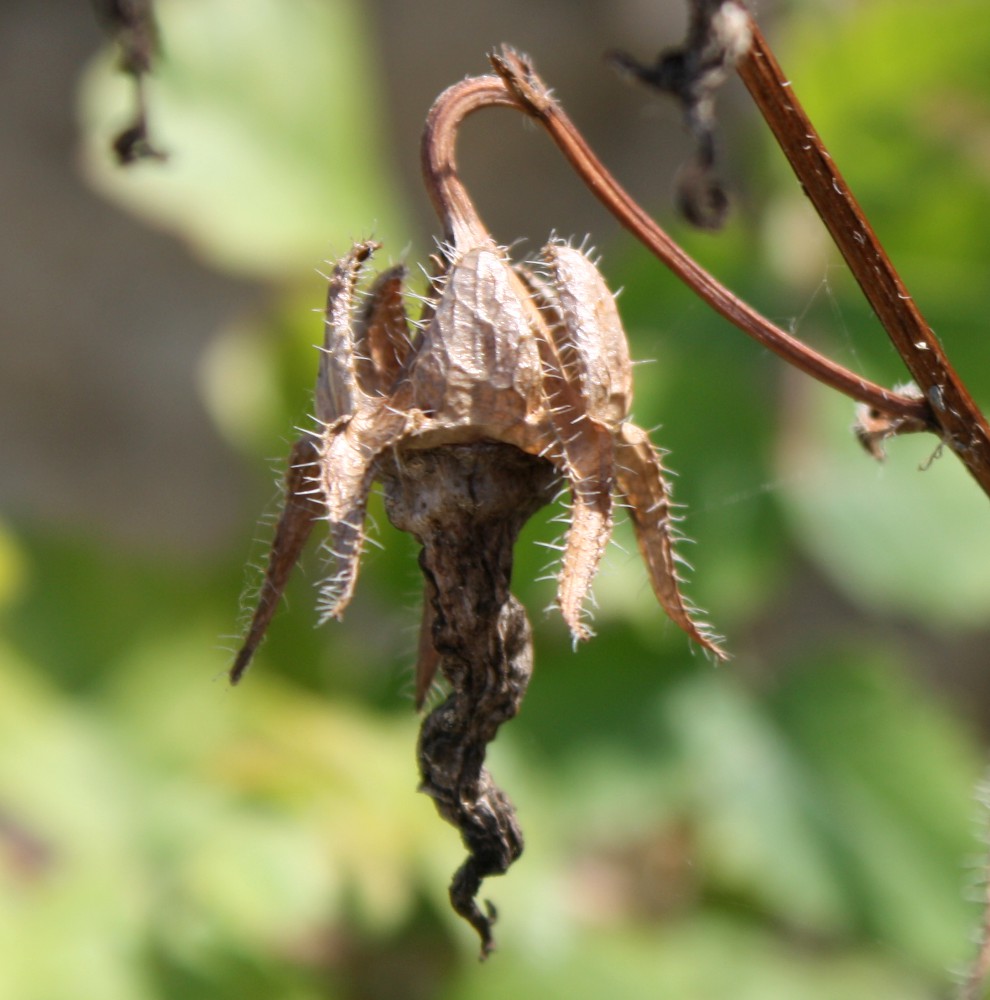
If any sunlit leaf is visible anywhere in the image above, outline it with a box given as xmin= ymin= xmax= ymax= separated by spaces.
xmin=771 ymin=645 xmax=981 ymax=971
xmin=781 ymin=386 xmax=990 ymax=629
xmin=442 ymin=917 xmax=931 ymax=1000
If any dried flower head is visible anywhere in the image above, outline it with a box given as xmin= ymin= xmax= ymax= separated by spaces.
xmin=231 ymin=59 xmax=725 ymax=957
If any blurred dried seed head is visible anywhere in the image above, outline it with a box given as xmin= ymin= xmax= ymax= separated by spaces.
xmin=610 ymin=0 xmax=752 ymax=228
xmin=91 ymin=0 xmax=167 ymax=163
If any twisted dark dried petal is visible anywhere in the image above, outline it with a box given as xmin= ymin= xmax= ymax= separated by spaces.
xmin=382 ymin=443 xmax=555 ymax=958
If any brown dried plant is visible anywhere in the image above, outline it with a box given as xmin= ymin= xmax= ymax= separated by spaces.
xmin=231 ymin=1 xmax=990 ymax=960
xmin=231 ymin=57 xmax=724 ymax=957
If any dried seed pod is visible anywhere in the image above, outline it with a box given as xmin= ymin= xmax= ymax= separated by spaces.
xmin=232 ymin=230 xmax=725 ymax=952
xmin=537 ymin=241 xmax=632 ymax=426
xmin=406 ymin=242 xmax=545 ymax=436
xmin=234 ymin=58 xmax=729 ymax=954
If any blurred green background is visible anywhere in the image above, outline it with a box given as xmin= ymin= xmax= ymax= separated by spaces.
xmin=3 ymin=1 xmax=990 ymax=997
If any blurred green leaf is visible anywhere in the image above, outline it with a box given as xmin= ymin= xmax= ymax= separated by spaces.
xmin=770 ymin=645 xmax=982 ymax=971
xmin=441 ymin=917 xmax=931 ymax=1000
xmin=0 ymin=643 xmax=155 ymax=1000
xmin=781 ymin=387 xmax=990 ymax=629
xmin=662 ymin=670 xmax=852 ymax=932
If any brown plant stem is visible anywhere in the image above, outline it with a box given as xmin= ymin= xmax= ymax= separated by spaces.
xmin=483 ymin=49 xmax=929 ymax=428
xmin=421 ymin=79 xmax=517 ymax=247
xmin=736 ymin=17 xmax=990 ymax=497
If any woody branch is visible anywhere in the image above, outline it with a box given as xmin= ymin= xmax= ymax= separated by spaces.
xmin=735 ymin=16 xmax=990 ymax=497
